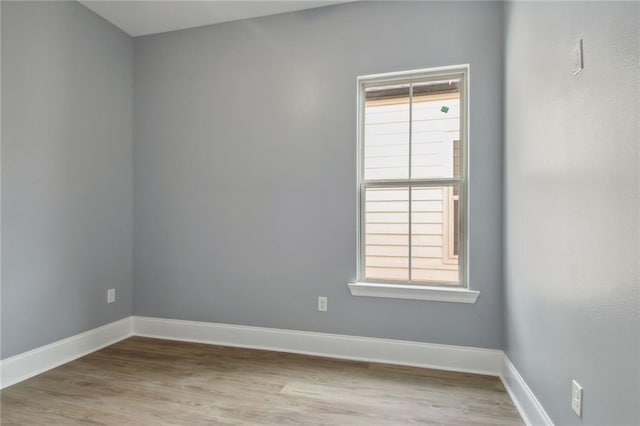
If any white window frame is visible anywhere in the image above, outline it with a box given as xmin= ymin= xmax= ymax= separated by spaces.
xmin=348 ymin=65 xmax=478 ymax=303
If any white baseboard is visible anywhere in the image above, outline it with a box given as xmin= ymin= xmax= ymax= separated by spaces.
xmin=0 ymin=317 xmax=132 ymax=389
xmin=501 ymin=355 xmax=554 ymax=426
xmin=132 ymin=316 xmax=503 ymax=376
xmin=1 ymin=314 xmax=551 ymax=426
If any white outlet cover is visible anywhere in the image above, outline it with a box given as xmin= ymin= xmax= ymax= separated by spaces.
xmin=573 ymin=39 xmax=584 ymax=76
xmin=571 ymin=380 xmax=583 ymax=418
xmin=107 ymin=288 xmax=116 ymax=304
xmin=317 ymin=296 xmax=327 ymax=312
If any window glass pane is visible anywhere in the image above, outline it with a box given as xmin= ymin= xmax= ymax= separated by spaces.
xmin=364 ymin=187 xmax=409 ymax=282
xmin=411 ymin=185 xmax=459 ymax=284
xmin=364 ymin=85 xmax=410 ymax=180
xmin=411 ymin=79 xmax=461 ymax=179
xmin=359 ymin=68 xmax=467 ymax=287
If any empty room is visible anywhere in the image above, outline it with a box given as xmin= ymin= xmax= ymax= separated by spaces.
xmin=1 ymin=1 xmax=638 ymax=425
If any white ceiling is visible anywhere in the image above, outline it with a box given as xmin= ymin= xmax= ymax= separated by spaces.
xmin=80 ymin=1 xmax=352 ymax=37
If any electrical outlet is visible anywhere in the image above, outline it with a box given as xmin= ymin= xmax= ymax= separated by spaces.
xmin=573 ymin=39 xmax=584 ymax=76
xmin=107 ymin=288 xmax=116 ymax=304
xmin=571 ymin=380 xmax=583 ymax=418
xmin=317 ymin=296 xmax=327 ymax=312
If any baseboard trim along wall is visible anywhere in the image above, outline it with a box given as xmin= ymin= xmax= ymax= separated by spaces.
xmin=0 ymin=316 xmax=552 ymax=425
xmin=0 ymin=317 xmax=132 ymax=389
xmin=501 ymin=355 xmax=554 ymax=426
xmin=132 ymin=316 xmax=503 ymax=376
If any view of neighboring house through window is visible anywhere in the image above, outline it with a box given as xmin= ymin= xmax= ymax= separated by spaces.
xmin=358 ymin=67 xmax=467 ymax=287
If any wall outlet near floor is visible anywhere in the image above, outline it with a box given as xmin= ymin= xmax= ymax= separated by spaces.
xmin=571 ymin=379 xmax=583 ymax=418
xmin=107 ymin=288 xmax=116 ymax=304
xmin=317 ymin=296 xmax=327 ymax=312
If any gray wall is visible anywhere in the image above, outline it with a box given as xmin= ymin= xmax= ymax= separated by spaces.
xmin=133 ymin=1 xmax=505 ymax=349
xmin=503 ymin=2 xmax=639 ymax=425
xmin=1 ymin=1 xmax=133 ymax=358
xmin=3 ymin=2 xmax=638 ymax=422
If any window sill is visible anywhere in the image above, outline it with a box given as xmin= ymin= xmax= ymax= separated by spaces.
xmin=347 ymin=282 xmax=479 ymax=303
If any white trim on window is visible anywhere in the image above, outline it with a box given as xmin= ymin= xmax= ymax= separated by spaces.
xmin=348 ymin=282 xmax=479 ymax=303
xmin=353 ymin=64 xmax=474 ymax=301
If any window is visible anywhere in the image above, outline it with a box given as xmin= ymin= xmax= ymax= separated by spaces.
xmin=349 ymin=66 xmax=478 ymax=303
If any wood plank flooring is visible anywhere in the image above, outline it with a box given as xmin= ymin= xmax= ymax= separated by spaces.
xmin=1 ymin=337 xmax=522 ymax=425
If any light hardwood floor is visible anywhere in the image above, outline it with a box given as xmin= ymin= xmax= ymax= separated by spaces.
xmin=1 ymin=337 xmax=522 ymax=425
